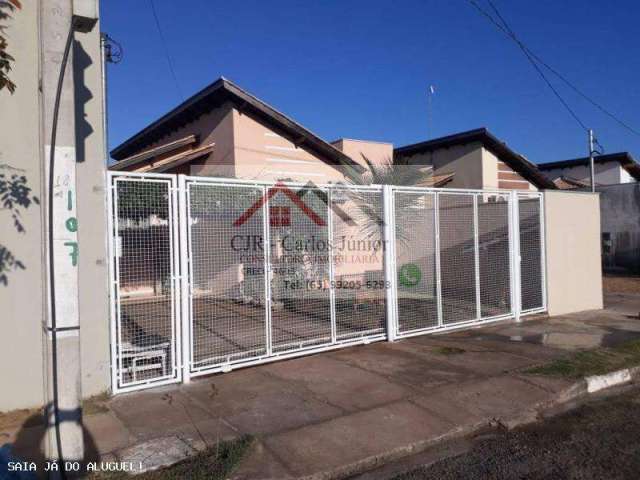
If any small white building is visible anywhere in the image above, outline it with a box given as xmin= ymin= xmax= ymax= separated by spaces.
xmin=538 ymin=152 xmax=640 ymax=189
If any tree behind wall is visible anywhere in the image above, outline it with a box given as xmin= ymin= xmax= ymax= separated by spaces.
xmin=0 ymin=0 xmax=21 ymax=93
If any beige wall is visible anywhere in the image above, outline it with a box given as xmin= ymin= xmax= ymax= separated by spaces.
xmin=401 ymin=143 xmax=537 ymax=191
xmin=544 ymin=190 xmax=603 ymax=316
xmin=232 ymin=110 xmax=347 ymax=183
xmin=0 ymin=0 xmax=47 ymax=412
xmin=0 ymin=3 xmax=109 ymax=411
xmin=402 ymin=142 xmax=484 ymax=189
xmin=189 ymin=106 xmax=236 ymax=177
xmin=331 ymin=138 xmax=393 ymax=168
xmin=75 ymin=19 xmax=111 ymax=398
xmin=481 ymin=148 xmax=536 ymax=191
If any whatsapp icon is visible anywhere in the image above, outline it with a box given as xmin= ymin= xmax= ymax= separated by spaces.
xmin=399 ymin=263 xmax=421 ymax=287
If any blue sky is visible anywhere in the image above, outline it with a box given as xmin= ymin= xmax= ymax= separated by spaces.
xmin=101 ymin=0 xmax=640 ymax=164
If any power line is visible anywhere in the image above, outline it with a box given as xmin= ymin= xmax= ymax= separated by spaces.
xmin=467 ymin=0 xmax=587 ymax=131
xmin=467 ymin=0 xmax=640 ymax=138
xmin=148 ymin=0 xmax=183 ymax=100
xmin=487 ymin=0 xmax=640 ymax=138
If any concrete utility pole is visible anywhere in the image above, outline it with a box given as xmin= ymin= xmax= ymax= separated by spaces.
xmin=41 ymin=0 xmax=97 ymax=470
xmin=588 ymin=128 xmax=595 ymax=193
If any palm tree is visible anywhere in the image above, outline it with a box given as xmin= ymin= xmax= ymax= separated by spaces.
xmin=340 ymin=155 xmax=436 ymax=247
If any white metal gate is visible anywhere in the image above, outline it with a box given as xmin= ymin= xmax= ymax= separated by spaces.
xmin=181 ymin=178 xmax=388 ymax=379
xmin=107 ymin=173 xmax=182 ymax=391
xmin=107 ymin=172 xmax=546 ymax=393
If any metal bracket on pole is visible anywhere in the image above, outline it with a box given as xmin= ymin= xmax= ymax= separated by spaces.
xmin=382 ymin=185 xmax=398 ymax=341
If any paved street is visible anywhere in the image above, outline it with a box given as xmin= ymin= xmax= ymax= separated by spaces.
xmin=387 ymin=385 xmax=640 ymax=480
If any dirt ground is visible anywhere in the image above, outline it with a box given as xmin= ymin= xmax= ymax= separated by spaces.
xmin=603 ymin=274 xmax=640 ymax=294
xmin=392 ymin=386 xmax=640 ymax=480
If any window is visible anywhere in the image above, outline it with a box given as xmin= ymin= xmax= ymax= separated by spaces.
xmin=269 ymin=206 xmax=291 ymax=227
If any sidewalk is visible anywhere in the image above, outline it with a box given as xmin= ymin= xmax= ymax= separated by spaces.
xmin=4 ymin=298 xmax=640 ymax=479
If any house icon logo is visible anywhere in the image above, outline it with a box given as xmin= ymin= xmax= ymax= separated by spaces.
xmin=234 ymin=180 xmax=385 ymax=229
xmin=233 ymin=181 xmax=327 ymax=227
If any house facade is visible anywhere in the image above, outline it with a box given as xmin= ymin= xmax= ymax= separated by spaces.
xmin=393 ymin=128 xmax=556 ymax=191
xmin=110 ymin=78 xmax=380 ymax=184
xmin=110 ymin=80 xmax=555 ymax=192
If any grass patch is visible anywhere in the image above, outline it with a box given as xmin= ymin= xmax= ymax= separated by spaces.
xmin=0 ymin=391 xmax=111 ymax=430
xmin=525 ymin=338 xmax=640 ymax=378
xmin=92 ymin=435 xmax=254 ymax=480
xmin=0 ymin=407 xmax=43 ymax=430
xmin=433 ymin=346 xmax=466 ymax=355
xmin=83 ymin=392 xmax=111 ymax=416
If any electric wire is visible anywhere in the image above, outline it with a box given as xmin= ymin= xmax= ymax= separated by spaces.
xmin=467 ymin=0 xmax=587 ymax=131
xmin=47 ymin=22 xmax=74 ymax=480
xmin=467 ymin=0 xmax=640 ymax=138
xmin=148 ymin=0 xmax=183 ymax=100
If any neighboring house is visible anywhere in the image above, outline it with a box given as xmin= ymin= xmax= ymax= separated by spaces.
xmin=538 ymin=152 xmax=640 ymax=189
xmin=393 ymin=128 xmax=556 ymax=191
xmin=537 ymin=153 xmax=640 ymax=273
xmin=598 ymin=182 xmax=640 ymax=273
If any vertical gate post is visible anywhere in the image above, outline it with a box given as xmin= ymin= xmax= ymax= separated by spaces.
xmin=434 ymin=192 xmax=443 ymax=327
xmin=382 ymin=185 xmax=398 ymax=341
xmin=539 ymin=194 xmax=548 ymax=312
xmin=106 ymin=173 xmax=120 ymax=393
xmin=178 ymin=175 xmax=191 ymax=383
xmin=327 ymin=189 xmax=337 ymax=344
xmin=261 ymin=186 xmax=273 ymax=356
xmin=473 ymin=194 xmax=481 ymax=320
xmin=509 ymin=190 xmax=522 ymax=322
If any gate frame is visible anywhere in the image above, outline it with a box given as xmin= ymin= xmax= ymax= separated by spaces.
xmin=390 ymin=187 xmax=523 ymax=339
xmin=107 ymin=172 xmax=548 ymax=392
xmin=517 ymin=191 xmax=548 ymax=316
xmin=180 ymin=176 xmax=388 ymax=378
xmin=107 ymin=171 xmax=184 ymax=394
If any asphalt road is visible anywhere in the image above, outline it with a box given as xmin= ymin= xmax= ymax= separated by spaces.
xmin=392 ymin=385 xmax=640 ymax=480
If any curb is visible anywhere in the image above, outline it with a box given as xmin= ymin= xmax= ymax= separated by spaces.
xmin=585 ymin=365 xmax=640 ymax=393
xmin=293 ymin=367 xmax=640 ymax=480
xmin=113 ymin=366 xmax=640 ymax=479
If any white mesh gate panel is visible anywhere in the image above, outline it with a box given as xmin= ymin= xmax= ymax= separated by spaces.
xmin=439 ymin=193 xmax=477 ymax=325
xmin=394 ymin=191 xmax=439 ymax=333
xmin=332 ymin=188 xmax=387 ymax=340
xmin=267 ymin=184 xmax=333 ymax=352
xmin=187 ymin=182 xmax=268 ymax=371
xmin=107 ymin=173 xmax=547 ymax=391
xmin=477 ymin=194 xmax=512 ymax=318
xmin=180 ymin=179 xmax=388 ymax=376
xmin=109 ymin=175 xmax=181 ymax=391
xmin=518 ymin=193 xmax=546 ymax=313
xmin=391 ymin=189 xmax=527 ymax=338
